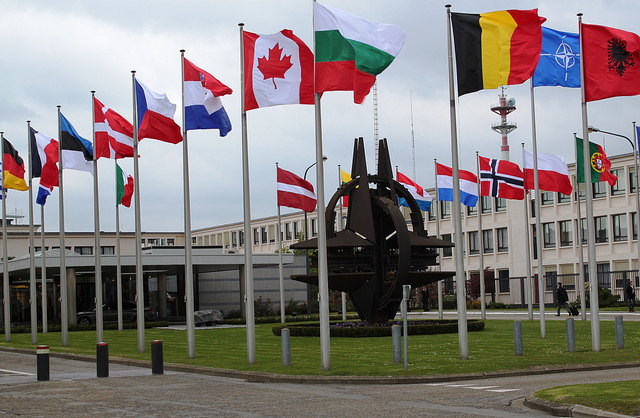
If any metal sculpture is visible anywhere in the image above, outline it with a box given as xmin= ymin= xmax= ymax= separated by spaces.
xmin=291 ymin=138 xmax=454 ymax=323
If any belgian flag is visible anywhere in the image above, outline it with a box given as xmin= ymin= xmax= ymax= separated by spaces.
xmin=2 ymin=137 xmax=29 ymax=191
xmin=451 ymin=9 xmax=546 ymax=96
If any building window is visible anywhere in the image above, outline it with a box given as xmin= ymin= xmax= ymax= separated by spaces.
xmin=467 ymin=204 xmax=477 ymax=216
xmin=440 ymin=201 xmax=451 ymax=219
xmin=261 ymin=227 xmax=268 ymax=244
xmin=559 ymin=220 xmax=573 ymax=247
xmin=285 ymin=223 xmax=292 ymax=240
xmin=239 ymin=230 xmax=244 ymax=246
xmin=140 ymin=239 xmax=146 ymax=247
xmin=231 ymin=231 xmax=237 ymax=247
xmin=543 ymin=222 xmax=556 ymax=248
xmin=268 ymin=225 xmax=276 ymax=243
xmin=481 ymin=196 xmax=492 ymax=214
xmin=497 ymin=227 xmax=508 ymax=252
xmin=595 ymin=216 xmax=608 ymax=243
xmin=442 ymin=234 xmax=452 ymax=257
xmin=495 ymin=197 xmax=506 ymax=212
xmin=74 ymin=246 xmax=93 ymax=255
xmin=541 ymin=191 xmax=554 ymax=206
xmin=191 ymin=237 xmax=197 ymax=244
xmin=597 ymin=262 xmax=610 ymax=288
xmin=253 ymin=228 xmax=259 ymax=245
xmin=610 ymin=169 xmax=625 ymax=196
xmin=498 ymin=269 xmax=510 ymax=293
xmin=311 ymin=218 xmax=318 ymax=237
xmin=592 ymin=181 xmax=606 ymax=199
xmin=100 ymin=246 xmax=115 ymax=255
xmin=468 ymin=231 xmax=479 ymax=255
xmin=429 ymin=207 xmax=437 ymax=220
xmin=630 ymin=169 xmax=637 ymax=193
xmin=633 ymin=212 xmax=638 ymax=241
xmin=482 ymin=229 xmax=493 ymax=254
xmin=580 ymin=218 xmax=587 ymax=245
xmin=557 ymin=192 xmax=570 ymax=204
xmin=613 ymin=214 xmax=628 ymax=242
xmin=293 ymin=221 xmax=301 ymax=240
xmin=167 ymin=239 xmax=174 ymax=246
xmin=35 ymin=246 xmax=48 ymax=252
xmin=545 ymin=271 xmax=557 ymax=291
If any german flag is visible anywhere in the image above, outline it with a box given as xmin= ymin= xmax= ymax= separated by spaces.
xmin=451 ymin=10 xmax=546 ymax=96
xmin=3 ymin=138 xmax=29 ymax=191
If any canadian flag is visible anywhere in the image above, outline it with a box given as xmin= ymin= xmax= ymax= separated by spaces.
xmin=243 ymin=29 xmax=314 ymax=111
xmin=277 ymin=167 xmax=317 ymax=212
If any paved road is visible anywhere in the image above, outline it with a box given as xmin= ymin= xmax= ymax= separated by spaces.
xmin=1 ymin=350 xmax=638 ymax=417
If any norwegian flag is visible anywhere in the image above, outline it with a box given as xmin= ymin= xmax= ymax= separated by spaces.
xmin=479 ymin=156 xmax=524 ymax=200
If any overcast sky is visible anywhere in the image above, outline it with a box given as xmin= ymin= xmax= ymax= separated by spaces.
xmin=1 ymin=1 xmax=638 ymax=234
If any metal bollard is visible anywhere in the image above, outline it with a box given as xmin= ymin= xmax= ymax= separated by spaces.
xmin=392 ymin=325 xmax=401 ymax=364
xmin=281 ymin=328 xmax=291 ymax=366
xmin=96 ymin=342 xmax=109 ymax=378
xmin=151 ymin=340 xmax=164 ymax=375
xmin=36 ymin=345 xmax=50 ymax=381
xmin=566 ymin=318 xmax=576 ymax=353
xmin=615 ymin=316 xmax=624 ymax=350
xmin=513 ymin=321 xmax=523 ymax=356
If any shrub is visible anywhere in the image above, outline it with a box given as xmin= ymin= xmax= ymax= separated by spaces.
xmin=0 ymin=321 xmax=169 ymax=334
xmin=442 ymin=295 xmax=457 ymax=309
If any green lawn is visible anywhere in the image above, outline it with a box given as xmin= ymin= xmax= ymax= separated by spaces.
xmin=1 ymin=319 xmax=639 ymax=376
xmin=536 ymin=380 xmax=640 ymax=416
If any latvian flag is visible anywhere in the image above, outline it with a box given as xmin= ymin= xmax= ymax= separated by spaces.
xmin=277 ymin=167 xmax=317 ymax=212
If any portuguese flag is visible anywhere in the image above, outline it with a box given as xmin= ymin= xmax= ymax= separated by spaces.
xmin=314 ymin=2 xmax=406 ymax=104
xmin=451 ymin=9 xmax=546 ymax=96
xmin=576 ymin=137 xmax=618 ymax=186
xmin=2 ymin=137 xmax=29 ymax=191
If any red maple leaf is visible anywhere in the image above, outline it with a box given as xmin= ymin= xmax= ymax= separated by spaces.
xmin=257 ymin=43 xmax=293 ymax=89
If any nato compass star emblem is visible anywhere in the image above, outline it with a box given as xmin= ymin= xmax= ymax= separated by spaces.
xmin=541 ymin=35 xmax=579 ymax=82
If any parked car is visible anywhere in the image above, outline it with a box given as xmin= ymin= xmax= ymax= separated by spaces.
xmin=77 ymin=301 xmax=156 ymax=325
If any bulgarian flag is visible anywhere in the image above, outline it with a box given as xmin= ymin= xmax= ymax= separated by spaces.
xmin=314 ymin=2 xmax=406 ymax=104
xmin=116 ymin=163 xmax=134 ymax=208
xmin=576 ymin=137 xmax=618 ymax=186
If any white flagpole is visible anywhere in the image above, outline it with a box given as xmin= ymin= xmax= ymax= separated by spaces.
xmin=313 ymin=1 xmax=331 ymax=371
xmin=239 ymin=23 xmax=256 ymax=365
xmin=27 ymin=121 xmax=38 ymax=344
xmin=115 ymin=166 xmax=123 ymax=331
xmin=573 ymin=134 xmax=587 ymax=321
xmin=434 ymin=158 xmax=443 ymax=320
xmin=180 ymin=50 xmax=196 ymax=359
xmin=338 ymin=165 xmax=346 ymax=321
xmin=475 ymin=152 xmax=486 ymax=320
xmin=131 ymin=71 xmax=145 ymax=353
xmin=91 ymin=91 xmax=104 ymax=343
xmin=57 ymin=106 xmax=69 ymax=347
xmin=530 ymin=81 xmax=546 ymax=338
xmin=578 ymin=13 xmax=600 ymax=351
xmin=1 ymin=133 xmax=10 ymax=342
xmin=446 ymin=5 xmax=468 ymax=359
xmin=521 ymin=143 xmax=534 ymax=320
xmin=632 ymin=122 xmax=640 ymax=303
xmin=276 ymin=163 xmax=285 ymax=324
xmin=41 ymin=204 xmax=47 ymax=333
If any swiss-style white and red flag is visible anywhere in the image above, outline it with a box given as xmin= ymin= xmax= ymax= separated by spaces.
xmin=94 ymin=97 xmax=134 ymax=159
xmin=243 ymin=29 xmax=314 ymax=111
xmin=277 ymin=167 xmax=317 ymax=212
xmin=479 ymin=156 xmax=524 ymax=200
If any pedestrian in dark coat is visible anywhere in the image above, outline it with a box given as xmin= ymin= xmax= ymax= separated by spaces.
xmin=556 ymin=282 xmax=571 ymax=316
xmin=626 ymin=280 xmax=636 ymax=312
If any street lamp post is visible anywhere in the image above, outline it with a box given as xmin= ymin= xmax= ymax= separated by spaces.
xmin=303 ymin=156 xmax=327 ymax=314
xmin=589 ymin=126 xmax=640 ymax=291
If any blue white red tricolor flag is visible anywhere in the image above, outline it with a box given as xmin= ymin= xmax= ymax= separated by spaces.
xmin=436 ymin=162 xmax=478 ymax=207
xmin=397 ymin=171 xmax=431 ymax=211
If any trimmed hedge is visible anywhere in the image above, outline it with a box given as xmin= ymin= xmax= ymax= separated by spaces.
xmin=272 ymin=319 xmax=485 ymax=338
xmin=223 ymin=313 xmax=359 ymax=325
xmin=0 ymin=321 xmax=169 ymax=334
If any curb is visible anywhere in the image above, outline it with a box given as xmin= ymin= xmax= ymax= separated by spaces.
xmin=524 ymin=396 xmax=634 ymax=418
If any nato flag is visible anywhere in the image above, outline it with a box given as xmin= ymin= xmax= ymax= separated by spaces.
xmin=532 ymin=27 xmax=580 ymax=88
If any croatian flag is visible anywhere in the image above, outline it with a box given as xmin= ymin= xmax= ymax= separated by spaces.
xmin=436 ymin=162 xmax=478 ymax=207
xmin=135 ymin=79 xmax=183 ymax=144
xmin=397 ymin=171 xmax=431 ymax=212
xmin=183 ymin=57 xmax=232 ymax=136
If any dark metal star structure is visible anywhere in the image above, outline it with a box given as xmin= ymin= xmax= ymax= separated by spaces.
xmin=291 ymin=138 xmax=454 ymax=323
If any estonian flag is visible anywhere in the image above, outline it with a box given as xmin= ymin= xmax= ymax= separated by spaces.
xmin=59 ymin=113 xmax=94 ymax=174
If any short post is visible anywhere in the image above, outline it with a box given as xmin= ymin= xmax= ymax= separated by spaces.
xmin=513 ymin=321 xmax=523 ymax=356
xmin=402 ymin=284 xmax=411 ymax=371
xmin=151 ymin=340 xmax=164 ymax=374
xmin=392 ymin=325 xmax=401 ymax=364
xmin=615 ymin=316 xmax=624 ymax=350
xmin=96 ymin=342 xmax=109 ymax=378
xmin=566 ymin=318 xmax=576 ymax=353
xmin=281 ymin=328 xmax=291 ymax=366
xmin=36 ymin=345 xmax=50 ymax=382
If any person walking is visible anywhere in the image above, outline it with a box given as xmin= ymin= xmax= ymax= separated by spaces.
xmin=626 ymin=280 xmax=636 ymax=312
xmin=556 ymin=282 xmax=570 ymax=316
xmin=420 ymin=287 xmax=429 ymax=312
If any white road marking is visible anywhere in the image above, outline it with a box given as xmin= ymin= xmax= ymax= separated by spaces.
xmin=486 ymin=388 xmax=522 ymax=393
xmin=467 ymin=386 xmax=500 ymax=390
xmin=0 ymin=368 xmax=35 ymax=376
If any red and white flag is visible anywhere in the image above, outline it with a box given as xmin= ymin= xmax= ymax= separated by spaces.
xmin=523 ymin=149 xmax=572 ymax=195
xmin=243 ymin=29 xmax=314 ymax=111
xmin=94 ymin=97 xmax=134 ymax=159
xmin=277 ymin=167 xmax=317 ymax=212
xmin=479 ymin=156 xmax=524 ymax=200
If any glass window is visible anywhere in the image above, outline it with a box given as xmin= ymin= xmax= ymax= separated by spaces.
xmin=613 ymin=214 xmax=628 ymax=242
xmin=100 ymin=246 xmax=115 ymax=255
xmin=74 ymin=246 xmax=93 ymax=255
xmin=481 ymin=196 xmax=492 ymax=214
xmin=468 ymin=231 xmax=479 ymax=255
xmin=429 ymin=208 xmax=437 ymax=221
xmin=293 ymin=221 xmax=300 ymax=240
xmin=597 ymin=262 xmax=610 ymax=288
xmin=595 ymin=215 xmax=608 ymax=243
xmin=167 ymin=239 xmax=174 ymax=246
xmin=580 ymin=218 xmax=587 ymax=245
xmin=543 ymin=222 xmax=556 ymax=248
xmin=497 ymin=227 xmax=508 ymax=252
xmin=592 ymin=181 xmax=606 ymax=199
xmin=440 ymin=201 xmax=451 ymax=219
xmin=261 ymin=227 xmax=268 ymax=244
xmin=610 ymin=169 xmax=625 ymax=196
xmin=239 ymin=230 xmax=244 ymax=246
xmin=482 ymin=229 xmax=493 ymax=254
xmin=311 ymin=218 xmax=318 ymax=237
xmin=268 ymin=225 xmax=275 ymax=243
xmin=557 ymin=192 xmax=570 ymax=204
xmin=231 ymin=231 xmax=237 ymax=247
xmin=559 ymin=220 xmax=573 ymax=247
xmin=442 ymin=234 xmax=452 ymax=257
xmin=630 ymin=169 xmax=637 ymax=193
xmin=495 ymin=197 xmax=506 ymax=212
xmin=253 ymin=228 xmax=259 ymax=245
xmin=633 ymin=212 xmax=638 ymax=241
xmin=285 ymin=223 xmax=292 ymax=241
xmin=545 ymin=271 xmax=557 ymax=291
xmin=541 ymin=191 xmax=554 ymax=205
xmin=467 ymin=204 xmax=477 ymax=216
xmin=498 ymin=270 xmax=510 ymax=293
